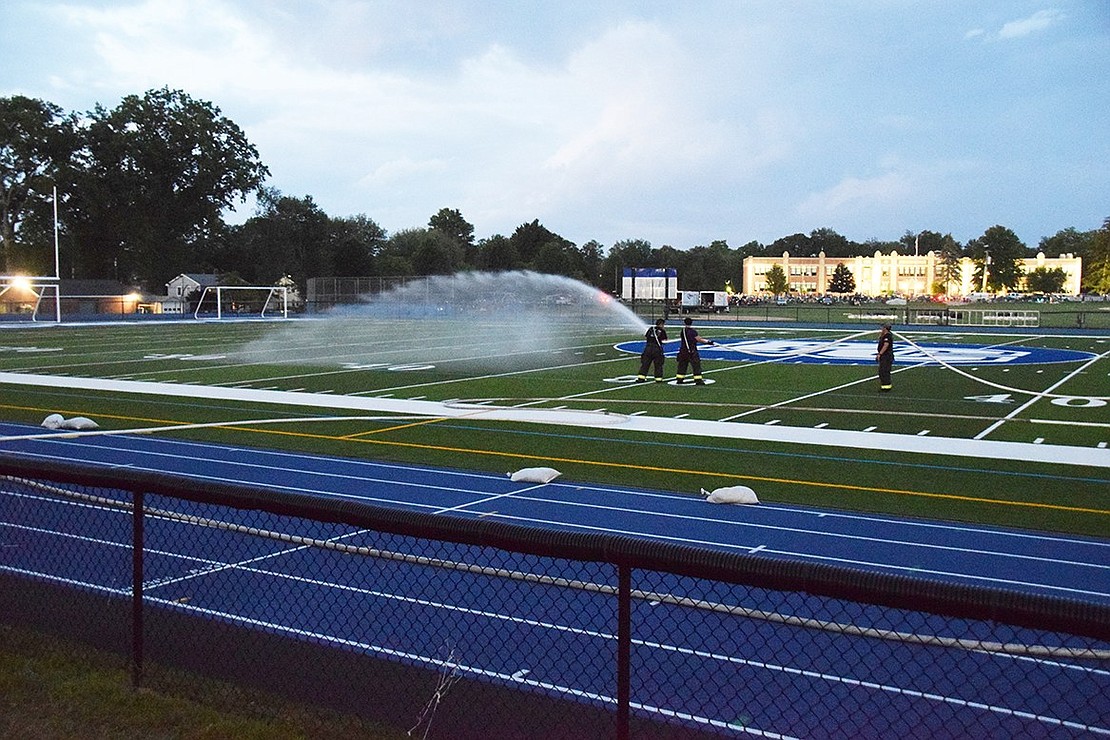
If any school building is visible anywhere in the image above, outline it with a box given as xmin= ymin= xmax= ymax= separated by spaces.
xmin=740 ymin=251 xmax=1083 ymax=297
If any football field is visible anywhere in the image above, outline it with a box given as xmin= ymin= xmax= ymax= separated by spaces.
xmin=0 ymin=314 xmax=1107 ymax=538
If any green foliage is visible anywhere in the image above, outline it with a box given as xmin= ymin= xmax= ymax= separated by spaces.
xmin=966 ymin=225 xmax=1027 ymax=292
xmin=828 ymin=262 xmax=855 ymax=293
xmin=1083 ymin=218 xmax=1110 ymax=293
xmin=1024 ymin=267 xmax=1067 ymax=294
xmin=0 ymin=96 xmax=78 ymax=272
xmin=765 ymin=263 xmax=788 ymax=294
xmin=1039 ymin=226 xmax=1093 ymax=258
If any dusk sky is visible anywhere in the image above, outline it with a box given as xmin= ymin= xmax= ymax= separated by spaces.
xmin=3 ymin=1 xmax=1107 ymax=250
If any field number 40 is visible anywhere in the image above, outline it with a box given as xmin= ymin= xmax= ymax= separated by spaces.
xmin=964 ymin=393 xmax=1106 ymax=408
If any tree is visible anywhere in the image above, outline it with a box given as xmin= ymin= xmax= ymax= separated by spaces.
xmin=65 ymin=88 xmax=268 ymax=287
xmin=765 ymin=264 xmax=788 ymax=295
xmin=579 ymin=239 xmax=605 ymax=287
xmin=1039 ymin=227 xmax=1092 ymax=259
xmin=428 ymin=207 xmax=476 ymax=264
xmin=935 ymin=234 xmax=964 ymax=296
xmin=0 ymin=96 xmax=78 ymax=272
xmin=221 ymin=190 xmax=333 ymax=287
xmin=1083 ymin=218 xmax=1110 ymax=294
xmin=965 ymin=225 xmax=1026 ymax=292
xmin=384 ymin=228 xmax=464 ymax=276
xmin=828 ymin=263 xmax=855 ymax=293
xmin=428 ymin=207 xmax=474 ymax=244
xmin=330 ymin=214 xmax=386 ymax=277
xmin=1025 ymin=267 xmax=1067 ymax=294
xmin=510 ymin=219 xmax=571 ymax=268
xmin=476 ymin=234 xmax=517 ymax=271
xmin=809 ymin=227 xmax=851 ymax=256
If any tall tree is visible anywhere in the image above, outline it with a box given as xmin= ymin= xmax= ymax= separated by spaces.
xmin=222 ymin=190 xmax=333 ymax=287
xmin=66 ymin=88 xmax=268 ymax=287
xmin=330 ymin=214 xmax=386 ymax=277
xmin=965 ymin=225 xmax=1027 ymax=292
xmin=1083 ymin=218 xmax=1110 ymax=294
xmin=0 ymin=96 xmax=78 ymax=273
xmin=828 ymin=263 xmax=855 ymax=293
xmin=476 ymin=234 xmax=517 ymax=271
xmin=935 ymin=233 xmax=964 ymax=296
xmin=1039 ymin=226 xmax=1092 ymax=259
xmin=809 ymin=227 xmax=851 ymax=256
xmin=765 ymin=264 xmax=788 ymax=295
xmin=428 ymin=207 xmax=476 ymax=265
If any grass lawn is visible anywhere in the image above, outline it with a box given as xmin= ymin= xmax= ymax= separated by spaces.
xmin=0 ymin=312 xmax=1106 ymax=538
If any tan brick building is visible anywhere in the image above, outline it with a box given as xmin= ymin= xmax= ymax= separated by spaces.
xmin=741 ymin=251 xmax=1082 ymax=297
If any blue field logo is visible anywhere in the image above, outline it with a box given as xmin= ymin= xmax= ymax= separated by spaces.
xmin=615 ymin=338 xmax=1095 ymax=366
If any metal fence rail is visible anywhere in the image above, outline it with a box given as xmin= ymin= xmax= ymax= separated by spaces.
xmin=1 ymin=456 xmax=1107 ymax=738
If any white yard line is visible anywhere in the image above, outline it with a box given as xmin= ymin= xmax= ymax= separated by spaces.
xmin=2 ymin=371 xmax=1106 ymax=468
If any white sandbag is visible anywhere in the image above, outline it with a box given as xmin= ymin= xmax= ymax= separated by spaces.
xmin=701 ymin=485 xmax=758 ymax=505
xmin=509 ymin=467 xmax=562 ymax=484
xmin=41 ymin=414 xmax=65 ymax=429
xmin=59 ymin=416 xmax=99 ymax=430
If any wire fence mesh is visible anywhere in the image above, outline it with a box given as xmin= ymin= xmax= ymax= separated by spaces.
xmin=2 ymin=461 xmax=1108 ymax=739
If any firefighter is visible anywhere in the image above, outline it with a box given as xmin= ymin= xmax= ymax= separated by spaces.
xmin=675 ymin=317 xmax=715 ymax=385
xmin=876 ymin=323 xmax=894 ymax=391
xmin=636 ymin=319 xmax=669 ymax=383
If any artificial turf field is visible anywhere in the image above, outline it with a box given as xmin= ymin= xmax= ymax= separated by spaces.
xmin=0 ymin=314 xmax=1106 ymax=539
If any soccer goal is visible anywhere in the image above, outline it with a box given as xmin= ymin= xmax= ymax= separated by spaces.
xmin=0 ymin=276 xmax=61 ymax=323
xmin=193 ymin=286 xmax=289 ymax=320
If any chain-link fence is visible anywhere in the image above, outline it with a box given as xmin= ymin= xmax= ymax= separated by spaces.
xmin=2 ymin=456 xmax=1107 ymax=738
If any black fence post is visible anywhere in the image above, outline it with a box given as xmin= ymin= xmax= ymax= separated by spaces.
xmin=131 ymin=489 xmax=144 ymax=688
xmin=617 ymin=564 xmax=631 ymax=740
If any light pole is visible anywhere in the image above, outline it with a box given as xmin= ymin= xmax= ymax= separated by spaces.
xmin=981 ymin=251 xmax=991 ymax=293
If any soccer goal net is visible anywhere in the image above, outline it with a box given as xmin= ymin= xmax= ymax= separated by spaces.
xmin=193 ymin=286 xmax=289 ymax=319
xmin=0 ymin=276 xmax=61 ymax=323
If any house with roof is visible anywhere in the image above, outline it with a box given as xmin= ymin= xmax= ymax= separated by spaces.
xmin=163 ymin=273 xmax=218 ymax=313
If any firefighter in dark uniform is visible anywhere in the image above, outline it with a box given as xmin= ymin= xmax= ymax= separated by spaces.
xmin=676 ymin=317 xmax=715 ymax=384
xmin=876 ymin=323 xmax=894 ymax=391
xmin=636 ymin=319 xmax=669 ymax=382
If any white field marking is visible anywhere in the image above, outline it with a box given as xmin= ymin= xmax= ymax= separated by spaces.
xmin=974 ymin=347 xmax=1110 ymax=440
xmin=443 ymin=508 xmax=1110 ymax=600
xmin=17 ymin=430 xmax=1107 ymax=561
xmin=902 ymin=334 xmax=1110 ymax=404
xmin=1034 ymin=438 xmax=1045 ymax=444
xmin=3 ymin=452 xmax=499 ymax=510
xmin=2 ymin=372 xmax=1107 ymax=468
xmin=917 ymin=430 xmax=930 ymax=436
xmin=863 ymin=426 xmax=878 ymax=432
xmin=724 ymin=364 xmax=921 ymax=421
xmin=433 ymin=481 xmax=555 ymax=515
xmin=507 ymin=489 xmax=1110 ymax=572
xmin=814 ymin=423 xmax=829 ymax=429
xmin=765 ymin=420 xmax=781 ymax=426
xmin=0 ymin=415 xmax=439 ymax=444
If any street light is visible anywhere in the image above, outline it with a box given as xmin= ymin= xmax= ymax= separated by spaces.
xmin=981 ymin=251 xmax=991 ymax=292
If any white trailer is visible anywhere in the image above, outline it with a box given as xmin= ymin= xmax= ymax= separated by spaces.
xmin=677 ymin=291 xmax=729 ymax=313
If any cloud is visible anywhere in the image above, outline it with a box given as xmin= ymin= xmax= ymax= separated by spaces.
xmin=796 ymin=171 xmax=916 ymax=221
xmin=996 ymin=9 xmax=1065 ymax=40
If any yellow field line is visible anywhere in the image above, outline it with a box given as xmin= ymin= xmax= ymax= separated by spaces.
xmin=3 ymin=402 xmax=1106 ymax=517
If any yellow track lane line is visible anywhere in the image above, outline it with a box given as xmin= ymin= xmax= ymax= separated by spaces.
xmin=3 ymin=403 xmax=1106 ymax=517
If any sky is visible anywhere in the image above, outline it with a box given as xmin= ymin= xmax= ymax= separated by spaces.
xmin=3 ymin=1 xmax=1108 ymax=251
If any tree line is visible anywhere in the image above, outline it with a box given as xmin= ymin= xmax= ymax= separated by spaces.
xmin=3 ymin=89 xmax=1108 ymax=296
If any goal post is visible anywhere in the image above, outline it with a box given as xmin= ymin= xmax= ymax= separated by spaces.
xmin=0 ymin=276 xmax=61 ymax=323
xmin=193 ymin=286 xmax=289 ymax=320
